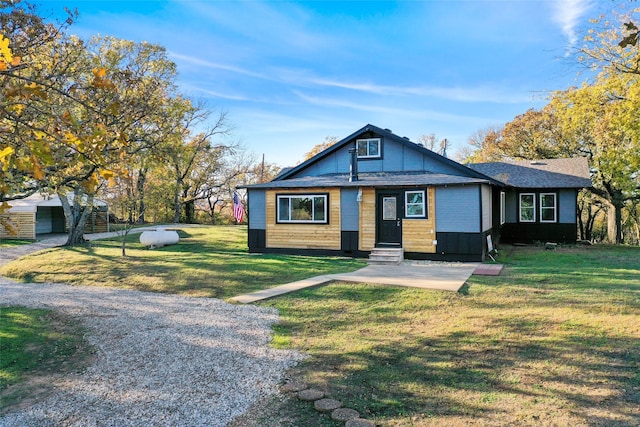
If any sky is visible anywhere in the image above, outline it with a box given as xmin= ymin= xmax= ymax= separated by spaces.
xmin=41 ymin=0 xmax=616 ymax=167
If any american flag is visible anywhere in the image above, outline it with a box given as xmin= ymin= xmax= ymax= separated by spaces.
xmin=233 ymin=192 xmax=244 ymax=223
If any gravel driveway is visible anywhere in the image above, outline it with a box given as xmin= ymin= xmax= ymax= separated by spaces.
xmin=0 ymin=277 xmax=304 ymax=426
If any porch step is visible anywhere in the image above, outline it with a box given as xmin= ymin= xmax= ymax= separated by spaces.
xmin=368 ymin=247 xmax=404 ymax=265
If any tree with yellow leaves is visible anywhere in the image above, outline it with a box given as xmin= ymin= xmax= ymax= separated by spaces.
xmin=1 ymin=1 xmax=184 ymax=245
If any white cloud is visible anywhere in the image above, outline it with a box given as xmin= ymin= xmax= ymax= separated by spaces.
xmin=308 ymin=78 xmax=535 ymax=104
xmin=551 ymin=0 xmax=593 ymax=48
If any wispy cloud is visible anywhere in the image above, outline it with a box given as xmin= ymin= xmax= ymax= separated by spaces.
xmin=308 ymin=78 xmax=534 ymax=104
xmin=551 ymin=0 xmax=592 ymax=49
xmin=169 ymin=52 xmax=272 ymax=81
xmin=292 ymin=91 xmax=496 ymax=124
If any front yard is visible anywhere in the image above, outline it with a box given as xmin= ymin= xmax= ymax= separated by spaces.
xmin=1 ymin=226 xmax=638 ymax=426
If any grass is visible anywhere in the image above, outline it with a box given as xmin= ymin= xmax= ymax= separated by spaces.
xmin=2 ymin=229 xmax=638 ymax=425
xmin=0 ymin=225 xmax=365 ymax=299
xmin=259 ymin=244 xmax=640 ymax=426
xmin=0 ymin=306 xmax=92 ymax=411
xmin=0 ymin=239 xmax=34 ymax=248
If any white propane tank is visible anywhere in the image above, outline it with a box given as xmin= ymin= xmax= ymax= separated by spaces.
xmin=139 ymin=227 xmax=179 ymax=249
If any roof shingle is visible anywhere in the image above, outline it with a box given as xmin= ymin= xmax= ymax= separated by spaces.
xmin=469 ymin=158 xmax=592 ymax=188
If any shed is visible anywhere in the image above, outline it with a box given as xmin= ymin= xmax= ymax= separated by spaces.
xmin=0 ymin=193 xmax=109 ymax=240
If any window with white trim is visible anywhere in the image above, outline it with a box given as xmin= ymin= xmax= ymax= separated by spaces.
xmin=519 ymin=193 xmax=535 ymax=222
xmin=356 ymin=138 xmax=381 ymax=158
xmin=405 ymin=190 xmax=426 ymax=218
xmin=277 ymin=194 xmax=328 ymax=223
xmin=540 ymin=193 xmax=557 ymax=223
xmin=500 ymin=191 xmax=506 ymax=225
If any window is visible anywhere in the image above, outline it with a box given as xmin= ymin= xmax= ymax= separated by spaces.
xmin=277 ymin=194 xmax=328 ymax=223
xmin=500 ymin=191 xmax=506 ymax=225
xmin=519 ymin=193 xmax=535 ymax=222
xmin=540 ymin=193 xmax=557 ymax=223
xmin=405 ymin=190 xmax=426 ymax=218
xmin=356 ymin=138 xmax=381 ymax=158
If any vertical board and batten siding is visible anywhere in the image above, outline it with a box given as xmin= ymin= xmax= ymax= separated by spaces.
xmin=481 ymin=185 xmax=493 ymax=232
xmin=340 ymin=188 xmax=359 ymax=231
xmin=402 ymin=187 xmax=437 ymax=253
xmin=0 ymin=213 xmax=35 ymax=239
xmin=290 ymin=136 xmax=468 ymax=178
xmin=558 ymin=189 xmax=577 ymax=223
xmin=358 ymin=188 xmax=376 ymax=251
xmin=435 ymin=185 xmax=481 ymax=233
xmin=248 ymin=189 xmax=266 ymax=229
xmin=35 ymin=207 xmax=53 ymax=234
xmin=265 ymin=188 xmax=341 ymax=250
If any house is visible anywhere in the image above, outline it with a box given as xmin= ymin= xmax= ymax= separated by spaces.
xmin=469 ymin=158 xmax=592 ymax=244
xmin=244 ymin=125 xmax=591 ymax=261
xmin=0 ymin=193 xmax=109 ymax=240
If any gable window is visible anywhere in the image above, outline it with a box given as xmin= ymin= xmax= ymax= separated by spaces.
xmin=277 ymin=194 xmax=328 ymax=223
xmin=519 ymin=193 xmax=535 ymax=222
xmin=356 ymin=138 xmax=381 ymax=159
xmin=500 ymin=191 xmax=506 ymax=225
xmin=405 ymin=190 xmax=426 ymax=218
xmin=540 ymin=193 xmax=557 ymax=223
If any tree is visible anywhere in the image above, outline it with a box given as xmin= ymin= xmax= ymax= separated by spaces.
xmin=1 ymin=2 xmax=183 ymax=245
xmin=303 ymin=136 xmax=338 ymax=161
xmin=457 ymin=125 xmax=504 ymax=163
xmin=551 ymin=72 xmax=640 ymax=244
xmin=160 ymin=105 xmax=233 ymax=223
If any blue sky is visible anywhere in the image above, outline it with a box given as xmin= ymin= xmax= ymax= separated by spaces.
xmin=44 ymin=0 xmax=613 ymax=167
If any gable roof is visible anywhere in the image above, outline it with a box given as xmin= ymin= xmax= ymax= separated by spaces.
xmin=469 ymin=158 xmax=592 ymax=189
xmin=275 ymin=124 xmax=501 ymax=184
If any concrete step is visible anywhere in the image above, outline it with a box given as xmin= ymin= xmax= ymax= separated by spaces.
xmin=368 ymin=247 xmax=404 ymax=265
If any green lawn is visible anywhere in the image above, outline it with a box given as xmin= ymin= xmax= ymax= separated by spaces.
xmin=0 ymin=239 xmax=34 ymax=248
xmin=0 ymin=306 xmax=92 ymax=411
xmin=259 ymin=245 xmax=640 ymax=426
xmin=0 ymin=225 xmax=365 ymax=299
xmin=1 ymin=229 xmax=638 ymax=426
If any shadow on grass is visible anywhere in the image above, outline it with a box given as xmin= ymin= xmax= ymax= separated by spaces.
xmin=264 ymin=246 xmax=640 ymax=425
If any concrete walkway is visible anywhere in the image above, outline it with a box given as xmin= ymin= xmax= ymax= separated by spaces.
xmin=230 ymin=261 xmax=480 ymax=304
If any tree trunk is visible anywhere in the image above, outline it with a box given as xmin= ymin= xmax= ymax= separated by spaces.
xmin=58 ymin=189 xmax=94 ymax=247
xmin=136 ymin=167 xmax=147 ymax=223
xmin=184 ymin=200 xmax=195 ymax=224
xmin=173 ymin=188 xmax=181 ymax=223
xmin=606 ymin=199 xmax=624 ymax=244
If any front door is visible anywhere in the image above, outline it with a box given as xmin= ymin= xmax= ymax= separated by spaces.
xmin=376 ymin=190 xmax=402 ymax=247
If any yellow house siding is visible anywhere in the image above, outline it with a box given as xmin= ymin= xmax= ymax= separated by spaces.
xmin=402 ymin=188 xmax=437 ymax=252
xmin=265 ymin=188 xmax=341 ymax=250
xmin=358 ymin=188 xmax=376 ymax=251
xmin=0 ymin=212 xmax=36 ymax=239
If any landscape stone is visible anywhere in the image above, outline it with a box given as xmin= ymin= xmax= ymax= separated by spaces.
xmin=345 ymin=418 xmax=376 ymax=427
xmin=297 ymin=388 xmax=324 ymax=401
xmin=331 ymin=407 xmax=360 ymax=422
xmin=282 ymin=381 xmax=308 ymax=392
xmin=314 ymin=398 xmax=342 ymax=412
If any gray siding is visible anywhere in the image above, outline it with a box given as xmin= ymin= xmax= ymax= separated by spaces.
xmin=340 ymin=188 xmax=359 ymax=231
xmin=436 ymin=186 xmax=480 ymax=233
xmin=248 ymin=189 xmax=266 ymax=229
xmin=290 ymin=137 xmax=471 ymax=178
xmin=481 ymin=185 xmax=492 ymax=232
xmin=559 ymin=189 xmax=577 ymax=223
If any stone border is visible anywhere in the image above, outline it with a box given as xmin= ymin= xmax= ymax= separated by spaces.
xmin=282 ymin=380 xmax=376 ymax=427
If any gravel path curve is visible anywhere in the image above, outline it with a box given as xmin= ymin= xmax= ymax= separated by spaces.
xmin=0 ymin=277 xmax=304 ymax=426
